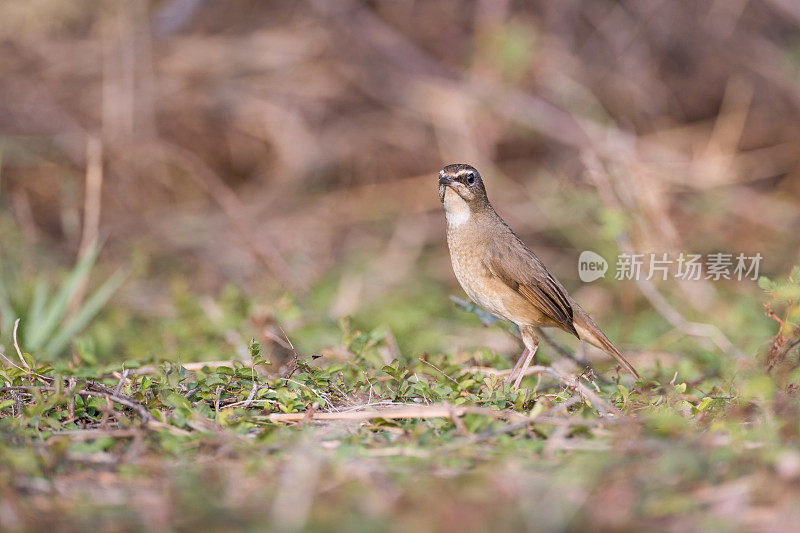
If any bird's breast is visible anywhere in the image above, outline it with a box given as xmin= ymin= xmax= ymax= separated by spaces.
xmin=447 ymin=227 xmax=540 ymax=326
xmin=447 ymin=236 xmax=490 ymax=308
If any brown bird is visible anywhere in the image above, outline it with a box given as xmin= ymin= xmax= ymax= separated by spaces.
xmin=438 ymin=163 xmax=640 ymax=389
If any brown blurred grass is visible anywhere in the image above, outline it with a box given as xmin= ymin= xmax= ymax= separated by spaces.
xmin=1 ymin=0 xmax=798 ymax=296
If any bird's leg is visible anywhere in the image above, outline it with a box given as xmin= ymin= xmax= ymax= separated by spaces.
xmin=512 ymin=326 xmax=540 ymax=390
xmin=504 ymin=348 xmax=529 ymax=384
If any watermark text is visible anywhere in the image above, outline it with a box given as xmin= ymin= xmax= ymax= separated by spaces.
xmin=578 ymin=251 xmax=762 ymax=282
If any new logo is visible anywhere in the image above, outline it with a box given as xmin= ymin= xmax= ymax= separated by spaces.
xmin=578 ymin=251 xmax=608 ymax=282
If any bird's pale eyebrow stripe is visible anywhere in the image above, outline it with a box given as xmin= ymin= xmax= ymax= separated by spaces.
xmin=454 ymin=168 xmax=474 ymax=177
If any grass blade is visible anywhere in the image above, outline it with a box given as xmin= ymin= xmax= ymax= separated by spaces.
xmin=0 ymin=274 xmax=13 ymax=336
xmin=44 ymin=268 xmax=126 ymax=358
xmin=24 ymin=278 xmax=49 ymax=342
xmin=26 ymin=241 xmax=100 ymax=350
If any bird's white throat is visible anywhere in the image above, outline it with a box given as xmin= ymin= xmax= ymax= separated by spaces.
xmin=443 ymin=187 xmax=470 ymax=226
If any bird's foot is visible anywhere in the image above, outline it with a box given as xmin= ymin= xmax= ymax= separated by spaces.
xmin=504 ymin=348 xmax=529 ymax=386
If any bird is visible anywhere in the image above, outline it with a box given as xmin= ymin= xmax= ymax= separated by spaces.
xmin=438 ymin=163 xmax=640 ymax=389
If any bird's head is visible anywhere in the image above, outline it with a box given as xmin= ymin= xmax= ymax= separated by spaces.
xmin=438 ymin=164 xmax=489 ymax=224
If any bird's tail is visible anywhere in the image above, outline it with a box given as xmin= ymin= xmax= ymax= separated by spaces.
xmin=572 ymin=311 xmax=641 ymax=380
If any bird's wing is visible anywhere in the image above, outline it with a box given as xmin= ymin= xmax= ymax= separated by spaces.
xmin=484 ymin=236 xmax=578 ymax=337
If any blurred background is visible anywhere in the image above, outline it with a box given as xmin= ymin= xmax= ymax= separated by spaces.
xmin=1 ymin=0 xmax=799 ymax=370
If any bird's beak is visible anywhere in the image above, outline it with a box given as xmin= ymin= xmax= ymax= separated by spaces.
xmin=437 ymin=174 xmax=451 ymax=203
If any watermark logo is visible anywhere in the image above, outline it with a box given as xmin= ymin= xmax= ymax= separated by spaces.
xmin=578 ymin=250 xmax=609 ymax=282
xmin=578 ymin=251 xmax=763 ymax=282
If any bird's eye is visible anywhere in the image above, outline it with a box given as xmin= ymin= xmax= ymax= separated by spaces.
xmin=467 ymin=173 xmax=475 ymax=185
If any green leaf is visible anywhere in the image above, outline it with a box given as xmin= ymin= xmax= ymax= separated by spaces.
xmin=165 ymin=392 xmax=192 ymax=411
xmin=21 ymin=352 xmax=35 ymax=369
xmin=253 ymin=355 xmax=271 ymax=367
xmin=617 ymin=384 xmax=630 ymax=402
xmin=696 ymin=397 xmax=714 ymax=411
xmin=248 ymin=338 xmax=262 ymax=358
xmin=205 ymin=376 xmax=226 ymax=388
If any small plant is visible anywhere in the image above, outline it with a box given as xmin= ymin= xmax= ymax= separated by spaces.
xmin=760 ymin=266 xmax=800 ymax=379
xmin=0 ymin=240 xmax=125 ymax=359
